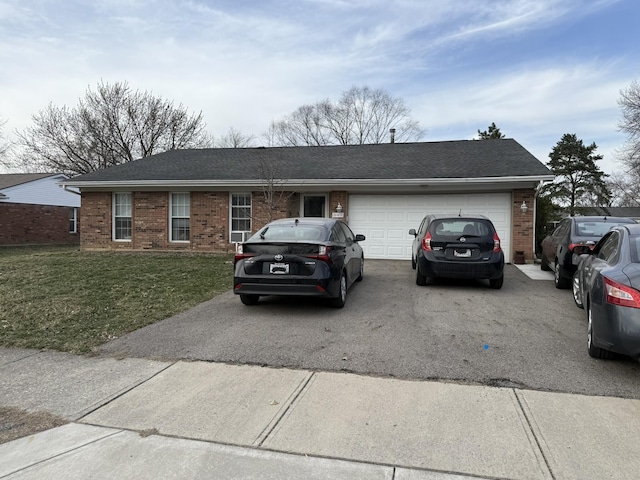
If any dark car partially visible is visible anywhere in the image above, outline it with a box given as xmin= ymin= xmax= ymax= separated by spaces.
xmin=233 ymin=218 xmax=365 ymax=308
xmin=572 ymin=224 xmax=640 ymax=360
xmin=541 ymin=216 xmax=636 ymax=289
xmin=409 ymin=214 xmax=505 ymax=289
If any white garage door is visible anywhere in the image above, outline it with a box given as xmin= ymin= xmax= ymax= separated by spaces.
xmin=348 ymin=194 xmax=512 ymax=262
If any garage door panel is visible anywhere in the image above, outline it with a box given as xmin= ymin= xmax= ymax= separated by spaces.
xmin=349 ymin=194 xmax=512 ymax=262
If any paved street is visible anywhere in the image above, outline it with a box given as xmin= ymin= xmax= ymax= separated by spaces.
xmin=98 ymin=260 xmax=640 ymax=399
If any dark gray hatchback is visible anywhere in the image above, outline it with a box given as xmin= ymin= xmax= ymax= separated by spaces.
xmin=409 ymin=214 xmax=505 ymax=289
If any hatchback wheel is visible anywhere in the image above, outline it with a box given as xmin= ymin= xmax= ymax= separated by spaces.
xmin=330 ymin=272 xmax=347 ymax=308
xmin=554 ymin=261 xmax=570 ymax=289
xmin=416 ymin=265 xmax=427 ymax=286
xmin=587 ymin=301 xmax=613 ymax=359
xmin=489 ymin=275 xmax=503 ymax=289
xmin=572 ymin=272 xmax=584 ymax=309
xmin=240 ymin=294 xmax=260 ymax=306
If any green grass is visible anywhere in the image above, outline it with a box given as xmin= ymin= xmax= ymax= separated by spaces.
xmin=0 ymin=246 xmax=234 ymax=353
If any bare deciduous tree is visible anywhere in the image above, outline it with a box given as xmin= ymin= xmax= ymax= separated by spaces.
xmin=0 ymin=117 xmax=11 ymax=165
xmin=254 ymin=152 xmax=293 ymax=225
xmin=618 ymin=80 xmax=640 ymax=172
xmin=12 ymin=81 xmax=212 ymax=176
xmin=268 ymin=86 xmax=424 ymax=146
xmin=215 ymin=127 xmax=257 ymax=148
xmin=608 ymin=171 xmax=640 ymax=207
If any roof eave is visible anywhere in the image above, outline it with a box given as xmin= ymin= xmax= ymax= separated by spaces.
xmin=63 ymin=175 xmax=555 ymax=190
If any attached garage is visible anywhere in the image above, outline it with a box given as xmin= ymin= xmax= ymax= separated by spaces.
xmin=349 ymin=193 xmax=512 ymax=262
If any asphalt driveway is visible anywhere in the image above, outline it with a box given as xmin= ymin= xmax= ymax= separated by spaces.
xmin=98 ymin=260 xmax=640 ymax=399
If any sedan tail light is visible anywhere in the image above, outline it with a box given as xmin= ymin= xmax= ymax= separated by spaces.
xmin=569 ymin=243 xmax=595 ymax=252
xmin=308 ymin=245 xmax=332 ymax=263
xmin=493 ymin=232 xmax=501 ymax=253
xmin=234 ymin=244 xmax=256 ymax=264
xmin=604 ymin=277 xmax=640 ymax=309
xmin=422 ymin=232 xmax=432 ymax=251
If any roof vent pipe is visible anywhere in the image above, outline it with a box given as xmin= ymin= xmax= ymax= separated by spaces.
xmin=390 ymin=128 xmax=396 ymax=144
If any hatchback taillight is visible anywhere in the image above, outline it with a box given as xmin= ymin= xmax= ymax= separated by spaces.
xmin=604 ymin=277 xmax=640 ymax=309
xmin=422 ymin=232 xmax=432 ymax=251
xmin=493 ymin=232 xmax=501 ymax=253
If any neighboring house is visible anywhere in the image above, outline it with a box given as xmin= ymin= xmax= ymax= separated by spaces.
xmin=0 ymin=173 xmax=81 ymax=246
xmin=63 ymin=139 xmax=554 ymax=263
xmin=574 ymin=206 xmax=640 ymax=222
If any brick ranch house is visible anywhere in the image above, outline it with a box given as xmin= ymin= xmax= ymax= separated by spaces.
xmin=63 ymin=139 xmax=554 ymax=263
xmin=0 ymin=173 xmax=81 ymax=246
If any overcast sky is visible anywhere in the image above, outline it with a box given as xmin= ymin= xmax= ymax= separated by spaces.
xmin=1 ymin=0 xmax=638 ymax=174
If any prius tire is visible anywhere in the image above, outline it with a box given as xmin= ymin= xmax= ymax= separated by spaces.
xmin=356 ymin=256 xmax=364 ymax=282
xmin=330 ymin=272 xmax=347 ymax=308
xmin=240 ymin=294 xmax=260 ymax=306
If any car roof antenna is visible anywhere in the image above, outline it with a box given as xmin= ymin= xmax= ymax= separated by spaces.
xmin=295 ymin=218 xmax=299 ymax=225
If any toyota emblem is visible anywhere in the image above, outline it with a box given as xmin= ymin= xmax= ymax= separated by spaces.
xmin=460 ymin=237 xmax=466 ymax=242
xmin=274 ymin=254 xmax=284 ymax=261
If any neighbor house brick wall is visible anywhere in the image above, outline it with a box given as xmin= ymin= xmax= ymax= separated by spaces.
xmin=512 ymin=189 xmax=536 ymax=263
xmin=0 ymin=202 xmax=79 ymax=246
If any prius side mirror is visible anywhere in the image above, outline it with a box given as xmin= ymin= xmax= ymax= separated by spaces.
xmin=355 ymin=234 xmax=366 ymax=242
xmin=409 ymin=229 xmax=417 ymax=237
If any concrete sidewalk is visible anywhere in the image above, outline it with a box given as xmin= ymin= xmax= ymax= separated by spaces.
xmin=2 ymin=348 xmax=640 ymax=479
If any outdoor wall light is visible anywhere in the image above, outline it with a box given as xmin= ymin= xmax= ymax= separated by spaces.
xmin=520 ymin=201 xmax=528 ymax=214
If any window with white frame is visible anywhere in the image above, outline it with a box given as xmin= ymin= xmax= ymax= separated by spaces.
xmin=69 ymin=207 xmax=78 ymax=233
xmin=170 ymin=192 xmax=190 ymax=242
xmin=230 ymin=193 xmax=251 ymax=242
xmin=113 ymin=193 xmax=132 ymax=241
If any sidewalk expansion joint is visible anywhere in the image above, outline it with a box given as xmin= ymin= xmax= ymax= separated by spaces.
xmin=513 ymin=390 xmax=556 ymax=480
xmin=256 ymin=371 xmax=316 ymax=448
xmin=76 ymin=360 xmax=178 ymax=422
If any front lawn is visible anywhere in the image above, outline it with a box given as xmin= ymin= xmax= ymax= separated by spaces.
xmin=0 ymin=246 xmax=233 ymax=353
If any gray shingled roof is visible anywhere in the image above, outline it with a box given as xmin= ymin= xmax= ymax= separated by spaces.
xmin=0 ymin=173 xmax=58 ymax=190
xmin=67 ymin=139 xmax=552 ymax=184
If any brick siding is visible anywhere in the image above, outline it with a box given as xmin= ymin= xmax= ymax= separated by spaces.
xmin=511 ymin=189 xmax=536 ymax=263
xmin=0 ymin=202 xmax=79 ymax=246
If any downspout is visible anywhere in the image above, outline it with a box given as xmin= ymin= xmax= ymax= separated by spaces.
xmin=533 ymin=180 xmax=545 ymax=261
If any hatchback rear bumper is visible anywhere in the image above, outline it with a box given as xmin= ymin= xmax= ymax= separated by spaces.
xmin=417 ymin=253 xmax=504 ymax=280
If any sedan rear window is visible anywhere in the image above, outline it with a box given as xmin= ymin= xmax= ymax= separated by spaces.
xmin=252 ymin=225 xmax=328 ymax=242
xmin=430 ymin=220 xmax=492 ymax=237
xmin=576 ymin=221 xmax=632 ymax=237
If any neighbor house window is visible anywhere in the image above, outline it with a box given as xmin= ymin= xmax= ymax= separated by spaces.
xmin=230 ymin=193 xmax=251 ymax=243
xmin=69 ymin=207 xmax=78 ymax=233
xmin=113 ymin=193 xmax=132 ymax=241
xmin=170 ymin=192 xmax=190 ymax=242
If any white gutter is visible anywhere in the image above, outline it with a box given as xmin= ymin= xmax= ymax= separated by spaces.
xmin=62 ymin=175 xmax=555 ymax=189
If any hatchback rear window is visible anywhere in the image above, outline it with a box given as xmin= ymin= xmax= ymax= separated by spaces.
xmin=576 ymin=221 xmax=632 ymax=238
xmin=252 ymin=225 xmax=328 ymax=242
xmin=430 ymin=219 xmax=492 ymax=237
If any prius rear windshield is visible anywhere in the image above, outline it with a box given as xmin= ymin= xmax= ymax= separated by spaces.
xmin=251 ymin=225 xmax=329 ymax=242
xmin=430 ymin=219 xmax=493 ymax=237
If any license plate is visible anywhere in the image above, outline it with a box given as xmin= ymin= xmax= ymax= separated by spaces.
xmin=270 ymin=263 xmax=289 ymax=274
xmin=454 ymin=249 xmax=471 ymax=258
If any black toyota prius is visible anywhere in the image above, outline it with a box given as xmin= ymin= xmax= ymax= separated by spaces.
xmin=233 ymin=218 xmax=365 ymax=308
